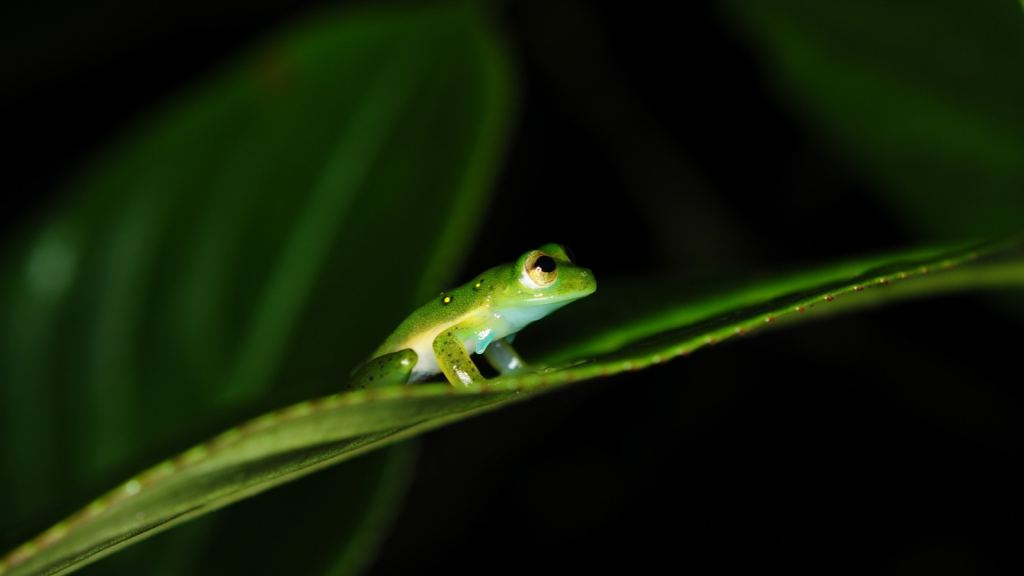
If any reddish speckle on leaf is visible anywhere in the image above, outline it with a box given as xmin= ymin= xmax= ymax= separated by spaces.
xmin=855 ymin=285 xmax=864 ymax=291
xmin=922 ymin=267 xmax=931 ymax=274
xmin=879 ymin=278 xmax=889 ymax=285
xmin=796 ymin=306 xmax=805 ymax=313
xmin=825 ymin=295 xmax=834 ymax=302
xmin=38 ymin=530 xmax=62 ymax=547
xmin=765 ymin=316 xmax=775 ymax=323
xmin=736 ymin=327 xmax=746 ymax=335
xmin=944 ymin=262 xmax=954 ymax=270
xmin=900 ymin=273 xmax=910 ymax=280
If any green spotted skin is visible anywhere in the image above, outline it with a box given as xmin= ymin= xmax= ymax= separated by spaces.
xmin=347 ymin=350 xmax=417 ymax=390
xmin=347 ymin=243 xmax=597 ymax=388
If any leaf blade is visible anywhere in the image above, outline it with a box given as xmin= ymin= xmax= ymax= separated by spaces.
xmin=4 ymin=238 xmax=1022 ymax=576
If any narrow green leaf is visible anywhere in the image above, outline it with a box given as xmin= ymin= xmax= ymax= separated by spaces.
xmin=4 ymin=238 xmax=1021 ymax=576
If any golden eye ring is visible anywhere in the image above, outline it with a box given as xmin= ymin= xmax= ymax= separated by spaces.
xmin=523 ymin=252 xmax=558 ymax=288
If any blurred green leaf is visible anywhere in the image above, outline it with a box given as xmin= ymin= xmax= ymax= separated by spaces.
xmin=4 ymin=238 xmax=1022 ymax=576
xmin=0 ymin=1 xmax=512 ymax=575
xmin=187 ymin=442 xmax=416 ymax=576
xmin=726 ymin=0 xmax=1024 ymax=239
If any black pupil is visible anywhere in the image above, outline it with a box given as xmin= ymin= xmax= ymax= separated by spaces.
xmin=560 ymin=244 xmax=576 ymax=264
xmin=535 ymin=255 xmax=557 ymax=273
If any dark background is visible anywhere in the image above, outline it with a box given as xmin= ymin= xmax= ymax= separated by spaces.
xmin=2 ymin=1 xmax=1020 ymax=574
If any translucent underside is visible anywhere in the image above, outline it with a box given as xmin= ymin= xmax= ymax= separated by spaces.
xmin=403 ymin=299 xmax=576 ymax=381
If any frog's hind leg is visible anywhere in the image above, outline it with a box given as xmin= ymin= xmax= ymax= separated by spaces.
xmin=482 ymin=338 xmax=528 ymax=376
xmin=346 ymin=349 xmax=418 ymax=391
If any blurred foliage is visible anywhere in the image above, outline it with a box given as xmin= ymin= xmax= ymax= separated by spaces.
xmin=1 ymin=2 xmax=511 ymax=574
xmin=1 ymin=0 xmax=1024 ymax=574
xmin=727 ymin=0 xmax=1024 ymax=239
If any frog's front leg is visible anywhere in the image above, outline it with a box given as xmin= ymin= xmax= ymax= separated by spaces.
xmin=432 ymin=319 xmax=488 ymax=387
xmin=482 ymin=338 xmax=528 ymax=376
xmin=346 ymin=349 xmax=418 ymax=391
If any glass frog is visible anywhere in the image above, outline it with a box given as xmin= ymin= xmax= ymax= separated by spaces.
xmin=347 ymin=244 xmax=596 ymax=389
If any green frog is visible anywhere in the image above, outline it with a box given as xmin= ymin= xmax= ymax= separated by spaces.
xmin=348 ymin=244 xmax=596 ymax=389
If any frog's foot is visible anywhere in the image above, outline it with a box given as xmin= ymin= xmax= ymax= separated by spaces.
xmin=482 ymin=337 xmax=529 ymax=376
xmin=345 ymin=349 xmax=417 ymax=391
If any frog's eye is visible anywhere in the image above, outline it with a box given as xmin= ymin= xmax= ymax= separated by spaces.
xmin=523 ymin=252 xmax=558 ymax=288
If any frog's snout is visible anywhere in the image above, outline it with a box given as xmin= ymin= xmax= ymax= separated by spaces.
xmin=579 ymin=267 xmax=597 ymax=293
